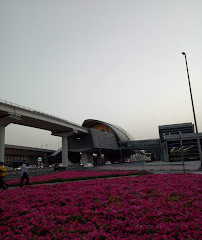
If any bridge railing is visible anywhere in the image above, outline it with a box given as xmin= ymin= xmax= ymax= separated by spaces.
xmin=0 ymin=99 xmax=86 ymax=129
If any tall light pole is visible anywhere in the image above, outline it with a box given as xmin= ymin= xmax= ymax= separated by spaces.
xmin=182 ymin=52 xmax=202 ymax=169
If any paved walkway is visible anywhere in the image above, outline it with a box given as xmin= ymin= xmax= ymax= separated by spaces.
xmin=95 ymin=161 xmax=202 ymax=174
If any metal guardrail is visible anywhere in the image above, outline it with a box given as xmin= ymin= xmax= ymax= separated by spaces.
xmin=0 ymin=99 xmax=87 ymax=130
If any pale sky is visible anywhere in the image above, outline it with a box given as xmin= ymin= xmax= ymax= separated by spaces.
xmin=1 ymin=0 xmax=202 ymax=150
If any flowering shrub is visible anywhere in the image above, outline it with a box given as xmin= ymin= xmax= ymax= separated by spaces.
xmin=1 ymin=174 xmax=201 ymax=239
xmin=7 ymin=170 xmax=144 ymax=186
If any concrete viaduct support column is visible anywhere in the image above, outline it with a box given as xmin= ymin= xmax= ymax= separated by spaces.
xmin=97 ymin=153 xmax=103 ymax=165
xmin=52 ymin=130 xmax=78 ymax=167
xmin=0 ymin=125 xmax=5 ymax=163
xmin=81 ymin=152 xmax=88 ymax=165
xmin=81 ymin=152 xmax=93 ymax=165
xmin=160 ymin=141 xmax=169 ymax=162
xmin=62 ymin=136 xmax=69 ymax=166
xmin=0 ymin=115 xmax=21 ymax=164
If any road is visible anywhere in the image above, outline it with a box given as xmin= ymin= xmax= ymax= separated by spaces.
xmin=96 ymin=160 xmax=202 ymax=173
xmin=5 ymin=160 xmax=202 ymax=181
xmin=5 ymin=167 xmax=54 ymax=181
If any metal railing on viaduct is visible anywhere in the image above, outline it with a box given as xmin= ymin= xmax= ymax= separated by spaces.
xmin=0 ymin=99 xmax=88 ymax=166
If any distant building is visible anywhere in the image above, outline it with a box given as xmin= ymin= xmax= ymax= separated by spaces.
xmin=128 ymin=122 xmax=202 ymax=162
xmin=158 ymin=123 xmax=202 ymax=162
xmin=4 ymin=144 xmax=54 ymax=167
xmin=5 ymin=121 xmax=202 ymax=165
xmin=159 ymin=122 xmax=194 ymax=141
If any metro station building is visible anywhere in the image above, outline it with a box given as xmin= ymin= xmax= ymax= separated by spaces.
xmin=48 ymin=119 xmax=134 ymax=165
xmin=48 ymin=120 xmax=202 ymax=165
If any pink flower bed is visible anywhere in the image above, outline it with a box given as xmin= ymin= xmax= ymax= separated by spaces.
xmin=1 ymin=174 xmax=201 ymax=239
xmin=7 ymin=170 xmax=138 ymax=185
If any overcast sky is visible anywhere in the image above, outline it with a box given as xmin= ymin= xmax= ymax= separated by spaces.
xmin=1 ymin=0 xmax=202 ymax=150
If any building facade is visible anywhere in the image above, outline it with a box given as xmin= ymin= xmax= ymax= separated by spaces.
xmin=49 ymin=121 xmax=202 ymax=164
xmin=5 ymin=121 xmax=202 ymax=165
xmin=48 ymin=119 xmax=134 ymax=165
xmin=4 ymin=144 xmax=54 ymax=167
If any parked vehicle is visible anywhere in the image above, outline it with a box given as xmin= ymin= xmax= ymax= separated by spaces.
xmin=145 ymin=153 xmax=152 ymax=162
xmin=14 ymin=167 xmax=21 ymax=171
xmin=105 ymin=161 xmax=112 ymax=165
xmin=12 ymin=159 xmax=27 ymax=169
xmin=84 ymin=163 xmax=93 ymax=168
xmin=54 ymin=163 xmax=66 ymax=171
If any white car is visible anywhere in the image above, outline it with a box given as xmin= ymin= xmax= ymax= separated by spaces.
xmin=15 ymin=167 xmax=21 ymax=171
xmin=84 ymin=163 xmax=93 ymax=168
xmin=105 ymin=161 xmax=112 ymax=165
xmin=145 ymin=154 xmax=152 ymax=162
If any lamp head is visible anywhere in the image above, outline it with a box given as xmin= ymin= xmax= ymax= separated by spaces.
xmin=182 ymin=52 xmax=186 ymax=55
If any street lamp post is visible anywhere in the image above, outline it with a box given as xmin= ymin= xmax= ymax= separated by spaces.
xmin=182 ymin=52 xmax=202 ymax=169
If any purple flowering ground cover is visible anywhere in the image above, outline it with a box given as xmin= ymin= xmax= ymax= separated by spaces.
xmin=7 ymin=170 xmax=143 ymax=186
xmin=1 ymin=174 xmax=201 ymax=240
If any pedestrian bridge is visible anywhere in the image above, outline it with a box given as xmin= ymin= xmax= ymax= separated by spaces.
xmin=0 ymin=99 xmax=88 ymax=166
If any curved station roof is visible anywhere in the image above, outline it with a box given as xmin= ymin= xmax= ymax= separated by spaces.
xmin=82 ymin=119 xmax=133 ymax=143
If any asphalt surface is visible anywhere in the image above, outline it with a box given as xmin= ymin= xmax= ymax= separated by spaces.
xmin=96 ymin=161 xmax=202 ymax=174
xmin=5 ymin=160 xmax=202 ymax=182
